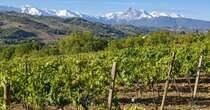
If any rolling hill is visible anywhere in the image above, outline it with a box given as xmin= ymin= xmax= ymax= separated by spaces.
xmin=0 ymin=12 xmax=149 ymax=43
xmin=1 ymin=5 xmax=210 ymax=44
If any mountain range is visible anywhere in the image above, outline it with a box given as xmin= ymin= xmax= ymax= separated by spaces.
xmin=0 ymin=5 xmax=184 ymax=18
xmin=0 ymin=5 xmax=210 ymax=44
xmin=0 ymin=5 xmax=210 ymax=31
xmin=1 ymin=11 xmax=153 ymax=44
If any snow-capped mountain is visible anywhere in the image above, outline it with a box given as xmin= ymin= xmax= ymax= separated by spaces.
xmin=150 ymin=11 xmax=184 ymax=18
xmin=0 ymin=5 xmax=185 ymax=19
xmin=56 ymin=10 xmax=81 ymax=18
xmin=0 ymin=5 xmax=210 ymax=30
xmin=20 ymin=5 xmax=82 ymax=18
xmin=21 ymin=5 xmax=50 ymax=16
xmin=101 ymin=7 xmax=184 ymax=21
xmin=101 ymin=7 xmax=153 ymax=20
xmin=93 ymin=8 xmax=210 ymax=30
xmin=17 ymin=5 xmax=186 ymax=20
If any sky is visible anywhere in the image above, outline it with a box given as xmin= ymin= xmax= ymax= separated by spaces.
xmin=0 ymin=0 xmax=209 ymax=21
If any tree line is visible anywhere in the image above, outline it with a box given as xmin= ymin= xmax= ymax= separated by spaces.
xmin=0 ymin=31 xmax=210 ymax=60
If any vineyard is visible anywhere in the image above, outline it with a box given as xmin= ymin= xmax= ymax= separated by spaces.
xmin=0 ymin=0 xmax=209 ymax=108
xmin=1 ymin=40 xmax=210 ymax=110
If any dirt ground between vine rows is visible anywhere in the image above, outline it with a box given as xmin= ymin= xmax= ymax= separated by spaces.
xmin=10 ymin=75 xmax=210 ymax=110
xmin=117 ymin=75 xmax=210 ymax=110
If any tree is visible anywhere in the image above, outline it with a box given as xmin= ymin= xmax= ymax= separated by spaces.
xmin=107 ymin=36 xmax=145 ymax=50
xmin=59 ymin=32 xmax=108 ymax=54
xmin=0 ymin=47 xmax=15 ymax=60
xmin=40 ymin=46 xmax=60 ymax=56
xmin=133 ymin=35 xmax=144 ymax=47
xmin=107 ymin=40 xmax=123 ymax=50
xmin=14 ymin=42 xmax=43 ymax=57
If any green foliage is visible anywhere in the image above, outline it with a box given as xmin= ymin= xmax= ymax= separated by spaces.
xmin=0 ymin=46 xmax=15 ymax=60
xmin=0 ymin=12 xmax=141 ymax=43
xmin=0 ymin=42 xmax=209 ymax=108
xmin=59 ymin=32 xmax=108 ymax=54
xmin=144 ymin=31 xmax=174 ymax=45
xmin=208 ymin=30 xmax=210 ymax=37
xmin=0 ymin=31 xmax=210 ymax=109
xmin=124 ymin=106 xmax=145 ymax=110
xmin=0 ymin=28 xmax=36 ymax=39
xmin=107 ymin=36 xmax=144 ymax=50
xmin=14 ymin=42 xmax=42 ymax=56
xmin=40 ymin=47 xmax=60 ymax=56
xmin=0 ymin=41 xmax=44 ymax=60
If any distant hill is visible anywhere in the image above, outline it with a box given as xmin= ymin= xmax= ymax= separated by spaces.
xmin=112 ymin=24 xmax=158 ymax=35
xmin=1 ymin=5 xmax=210 ymax=32
xmin=0 ymin=12 xmax=152 ymax=43
xmin=1 ymin=6 xmax=210 ymax=44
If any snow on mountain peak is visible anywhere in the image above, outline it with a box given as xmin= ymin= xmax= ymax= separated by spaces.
xmin=102 ymin=7 xmax=152 ymax=20
xmin=168 ymin=13 xmax=184 ymax=18
xmin=21 ymin=5 xmax=44 ymax=16
xmin=20 ymin=5 xmax=81 ymax=18
xmin=150 ymin=11 xmax=184 ymax=18
xmin=2 ymin=5 xmax=185 ymax=20
xmin=124 ymin=7 xmax=152 ymax=19
xmin=102 ymin=7 xmax=184 ymax=21
xmin=56 ymin=10 xmax=80 ymax=18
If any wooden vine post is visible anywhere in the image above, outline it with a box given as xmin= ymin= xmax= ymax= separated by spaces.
xmin=108 ymin=62 xmax=117 ymax=110
xmin=3 ymin=76 xmax=11 ymax=110
xmin=193 ymin=54 xmax=203 ymax=99
xmin=160 ymin=52 xmax=176 ymax=110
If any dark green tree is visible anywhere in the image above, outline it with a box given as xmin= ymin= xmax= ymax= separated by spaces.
xmin=0 ymin=46 xmax=15 ymax=60
xmin=59 ymin=32 xmax=108 ymax=54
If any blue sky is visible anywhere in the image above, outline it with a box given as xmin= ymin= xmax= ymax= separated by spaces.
xmin=0 ymin=0 xmax=209 ymax=21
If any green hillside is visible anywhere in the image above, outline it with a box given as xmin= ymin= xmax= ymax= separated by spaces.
xmin=0 ymin=12 xmax=152 ymax=44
